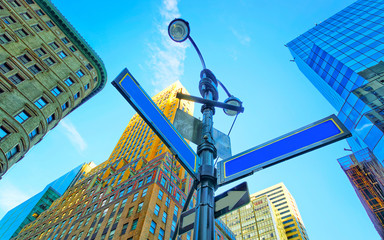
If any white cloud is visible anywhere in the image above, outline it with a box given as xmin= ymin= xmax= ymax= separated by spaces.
xmin=0 ymin=183 xmax=31 ymax=217
xmin=59 ymin=119 xmax=87 ymax=152
xmin=148 ymin=0 xmax=187 ymax=92
xmin=231 ymin=28 xmax=251 ymax=46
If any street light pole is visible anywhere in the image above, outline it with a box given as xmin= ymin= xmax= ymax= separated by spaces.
xmin=194 ymin=69 xmax=218 ymax=239
xmin=168 ymin=18 xmax=241 ymax=239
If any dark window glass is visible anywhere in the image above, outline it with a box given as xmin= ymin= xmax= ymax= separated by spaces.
xmin=29 ymin=127 xmax=38 ymax=139
xmin=58 ymin=51 xmax=67 ymax=59
xmin=86 ymin=63 xmax=93 ymax=70
xmin=0 ymin=126 xmax=10 ymax=140
xmin=61 ymin=37 xmax=69 ymax=44
xmin=18 ymin=54 xmax=31 ymax=64
xmin=2 ymin=16 xmax=16 ymax=24
xmin=61 ymin=102 xmax=69 ymax=111
xmin=35 ymin=9 xmax=44 ymax=16
xmin=64 ymin=77 xmax=74 ymax=86
xmin=44 ymin=57 xmax=55 ymax=66
xmin=0 ymin=62 xmax=13 ymax=74
xmin=51 ymin=87 xmax=62 ymax=96
xmin=14 ymin=110 xmax=30 ymax=123
xmin=28 ymin=65 xmax=42 ymax=74
xmin=69 ymin=46 xmax=77 ymax=52
xmin=149 ymin=221 xmax=156 ymax=234
xmin=31 ymin=24 xmax=43 ymax=32
xmin=34 ymin=48 xmax=47 ymax=57
xmin=74 ymin=92 xmax=80 ymax=100
xmin=46 ymin=20 xmax=55 ymax=27
xmin=0 ymin=34 xmax=11 ymax=44
xmin=34 ymin=97 xmax=48 ymax=109
xmin=20 ymin=12 xmax=32 ymax=20
xmin=6 ymin=145 xmax=18 ymax=159
xmin=15 ymin=29 xmax=29 ymax=38
xmin=8 ymin=73 xmax=24 ymax=84
xmin=131 ymin=219 xmax=138 ymax=230
xmin=49 ymin=42 xmax=59 ymax=50
xmin=76 ymin=69 xmax=85 ymax=78
xmin=121 ymin=223 xmax=128 ymax=235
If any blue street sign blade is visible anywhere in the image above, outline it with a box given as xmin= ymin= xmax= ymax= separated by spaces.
xmin=112 ymin=68 xmax=199 ymax=178
xmin=217 ymin=115 xmax=351 ymax=186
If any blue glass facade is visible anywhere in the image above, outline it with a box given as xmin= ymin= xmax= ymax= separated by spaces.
xmin=287 ymin=0 xmax=384 ymax=162
xmin=0 ymin=164 xmax=87 ymax=240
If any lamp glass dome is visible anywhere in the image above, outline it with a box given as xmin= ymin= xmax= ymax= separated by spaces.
xmin=223 ymin=96 xmax=242 ymax=116
xmin=168 ymin=19 xmax=190 ymax=42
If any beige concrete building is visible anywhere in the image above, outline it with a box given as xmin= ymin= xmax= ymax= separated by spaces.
xmin=0 ymin=0 xmax=107 ymax=178
xmin=220 ymin=183 xmax=309 ymax=240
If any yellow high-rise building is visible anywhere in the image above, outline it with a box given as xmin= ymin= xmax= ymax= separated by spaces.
xmin=220 ymin=183 xmax=309 ymax=240
xmin=14 ymin=82 xmax=236 ymax=240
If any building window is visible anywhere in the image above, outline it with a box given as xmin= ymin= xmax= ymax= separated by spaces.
xmin=14 ymin=110 xmax=30 ymax=123
xmin=15 ymin=29 xmax=29 ymax=38
xmin=158 ymin=228 xmax=165 ymax=240
xmin=121 ymin=223 xmax=128 ymax=235
xmin=162 ymin=212 xmax=167 ymax=223
xmin=49 ymin=42 xmax=59 ymax=50
xmin=149 ymin=221 xmax=156 ymax=234
xmin=51 ymin=87 xmax=62 ymax=96
xmin=0 ymin=62 xmax=13 ymax=74
xmin=160 ymin=177 xmax=166 ymax=186
xmin=26 ymin=0 xmax=34 ymax=4
xmin=137 ymin=202 xmax=143 ymax=212
xmin=34 ymin=97 xmax=48 ymax=109
xmin=61 ymin=102 xmax=69 ymax=111
xmin=6 ymin=145 xmax=19 ymax=159
xmin=61 ymin=37 xmax=69 ymax=44
xmin=165 ymin=197 xmax=170 ymax=207
xmin=64 ymin=77 xmax=74 ymax=86
xmin=35 ymin=9 xmax=44 ymax=16
xmin=158 ymin=190 xmax=163 ymax=200
xmin=46 ymin=114 xmax=54 ymax=124
xmin=43 ymin=57 xmax=55 ymax=66
xmin=93 ymin=77 xmax=97 ymax=82
xmin=18 ymin=54 xmax=31 ymax=64
xmin=0 ymin=34 xmax=11 ymax=44
xmin=142 ymin=188 xmax=148 ymax=197
xmin=131 ymin=219 xmax=138 ymax=231
xmin=76 ymin=69 xmax=84 ymax=78
xmin=8 ymin=0 xmax=20 ymax=7
xmin=84 ymin=83 xmax=89 ymax=91
xmin=132 ymin=192 xmax=139 ymax=202
xmin=176 ymin=192 xmax=180 ymax=202
xmin=28 ymin=65 xmax=42 ymax=74
xmin=86 ymin=63 xmax=93 ymax=70
xmin=28 ymin=127 xmax=38 ymax=139
xmin=8 ymin=73 xmax=23 ymax=84
xmin=46 ymin=20 xmax=55 ymax=27
xmin=34 ymin=48 xmax=46 ymax=57
xmin=20 ymin=12 xmax=32 ymax=20
xmin=74 ymin=92 xmax=80 ymax=100
xmin=58 ymin=51 xmax=67 ymax=59
xmin=127 ymin=207 xmax=134 ymax=217
xmin=69 ymin=45 xmax=77 ymax=52
xmin=154 ymin=204 xmax=160 ymax=216
xmin=0 ymin=126 xmax=10 ymax=140
xmin=31 ymin=24 xmax=44 ymax=32
xmin=2 ymin=16 xmax=16 ymax=24
xmin=137 ymin=180 xmax=143 ymax=188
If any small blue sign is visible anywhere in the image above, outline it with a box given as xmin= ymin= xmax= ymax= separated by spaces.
xmin=217 ymin=115 xmax=351 ymax=186
xmin=112 ymin=68 xmax=198 ymax=178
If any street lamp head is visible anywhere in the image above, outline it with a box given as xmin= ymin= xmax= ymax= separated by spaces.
xmin=223 ymin=96 xmax=242 ymax=116
xmin=168 ymin=18 xmax=190 ymax=42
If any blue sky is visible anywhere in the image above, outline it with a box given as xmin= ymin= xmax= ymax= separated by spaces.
xmin=0 ymin=0 xmax=380 ymax=239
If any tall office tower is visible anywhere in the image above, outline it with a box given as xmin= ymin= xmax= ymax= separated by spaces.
xmin=0 ymin=162 xmax=95 ymax=240
xmin=286 ymin=0 xmax=384 ymax=235
xmin=221 ymin=183 xmax=309 ymax=240
xmin=0 ymin=0 xmax=107 ymax=178
xmin=106 ymin=81 xmax=193 ymax=166
xmin=338 ymin=149 xmax=384 ymax=238
xmin=287 ymin=0 xmax=384 ymax=162
xmin=13 ymin=82 xmax=235 ymax=240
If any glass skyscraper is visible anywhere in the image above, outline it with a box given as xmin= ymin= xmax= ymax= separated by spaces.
xmin=287 ymin=0 xmax=384 ymax=160
xmin=287 ymin=0 xmax=384 ymax=236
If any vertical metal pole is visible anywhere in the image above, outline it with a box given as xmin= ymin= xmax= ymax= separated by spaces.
xmin=194 ymin=70 xmax=217 ymax=240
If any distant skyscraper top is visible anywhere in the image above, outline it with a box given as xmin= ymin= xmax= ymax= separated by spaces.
xmin=0 ymin=0 xmax=107 ymax=178
xmin=287 ymin=0 xmax=384 ymax=162
xmin=220 ymin=182 xmax=309 ymax=240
